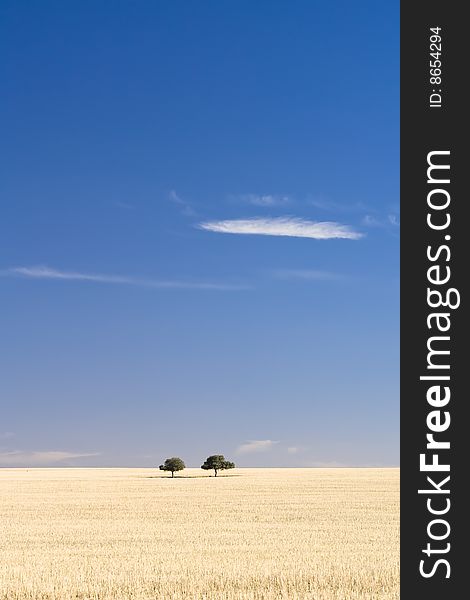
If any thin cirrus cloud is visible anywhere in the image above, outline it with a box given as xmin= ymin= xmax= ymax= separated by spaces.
xmin=236 ymin=440 xmax=279 ymax=455
xmin=169 ymin=189 xmax=196 ymax=216
xmin=273 ymin=269 xmax=342 ymax=282
xmin=234 ymin=194 xmax=291 ymax=207
xmin=115 ymin=201 xmax=134 ymax=210
xmin=308 ymin=198 xmax=369 ymax=213
xmin=362 ymin=214 xmax=400 ymax=228
xmin=4 ymin=266 xmax=249 ymax=291
xmin=198 ymin=217 xmax=363 ymax=240
xmin=0 ymin=451 xmax=100 ymax=466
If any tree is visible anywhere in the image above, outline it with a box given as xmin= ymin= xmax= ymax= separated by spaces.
xmin=159 ymin=457 xmax=185 ymax=478
xmin=201 ymin=455 xmax=235 ymax=477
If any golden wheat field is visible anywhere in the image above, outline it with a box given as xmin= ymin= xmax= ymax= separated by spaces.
xmin=0 ymin=468 xmax=399 ymax=600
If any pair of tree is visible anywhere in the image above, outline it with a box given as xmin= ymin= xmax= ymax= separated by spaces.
xmin=159 ymin=455 xmax=235 ymax=477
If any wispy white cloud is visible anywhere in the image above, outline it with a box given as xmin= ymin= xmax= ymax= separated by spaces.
xmin=273 ymin=269 xmax=342 ymax=281
xmin=115 ymin=201 xmax=134 ymax=210
xmin=362 ymin=215 xmax=380 ymax=227
xmin=362 ymin=213 xmax=400 ymax=228
xmin=9 ymin=266 xmax=136 ymax=284
xmin=169 ymin=190 xmax=196 ymax=216
xmin=0 ymin=451 xmax=100 ymax=466
xmin=236 ymin=440 xmax=279 ymax=455
xmin=3 ymin=266 xmax=248 ymax=291
xmin=287 ymin=447 xmax=299 ymax=455
xmin=198 ymin=217 xmax=363 ymax=240
xmin=233 ymin=194 xmax=291 ymax=207
xmin=308 ymin=198 xmax=369 ymax=213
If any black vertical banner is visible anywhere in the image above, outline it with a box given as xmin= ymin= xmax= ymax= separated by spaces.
xmin=401 ymin=2 xmax=467 ymax=598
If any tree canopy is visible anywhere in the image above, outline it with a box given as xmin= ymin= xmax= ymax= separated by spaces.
xmin=201 ymin=455 xmax=235 ymax=477
xmin=159 ymin=457 xmax=185 ymax=477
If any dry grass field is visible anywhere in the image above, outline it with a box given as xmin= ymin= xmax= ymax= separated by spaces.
xmin=0 ymin=468 xmax=399 ymax=600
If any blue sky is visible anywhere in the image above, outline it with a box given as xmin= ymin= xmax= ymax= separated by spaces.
xmin=0 ymin=1 xmax=399 ymax=468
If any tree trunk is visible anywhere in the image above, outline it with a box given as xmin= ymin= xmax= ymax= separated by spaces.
xmin=214 ymin=469 xmax=218 ymax=477
xmin=171 ymin=471 xmax=174 ymax=478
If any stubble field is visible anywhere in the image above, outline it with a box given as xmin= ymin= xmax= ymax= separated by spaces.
xmin=0 ymin=468 xmax=399 ymax=600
